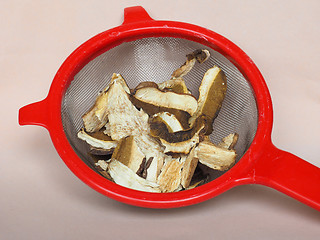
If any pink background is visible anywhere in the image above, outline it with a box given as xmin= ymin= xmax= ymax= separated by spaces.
xmin=1 ymin=0 xmax=320 ymax=239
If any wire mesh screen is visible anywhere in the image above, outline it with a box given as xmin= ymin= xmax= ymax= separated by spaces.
xmin=61 ymin=37 xmax=258 ymax=179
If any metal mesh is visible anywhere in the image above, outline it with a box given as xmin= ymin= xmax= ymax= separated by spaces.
xmin=61 ymin=37 xmax=258 ymax=180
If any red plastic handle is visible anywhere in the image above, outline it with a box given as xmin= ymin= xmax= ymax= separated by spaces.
xmin=253 ymin=143 xmax=320 ymax=210
xmin=19 ymin=98 xmax=49 ymax=129
xmin=122 ymin=6 xmax=154 ymax=25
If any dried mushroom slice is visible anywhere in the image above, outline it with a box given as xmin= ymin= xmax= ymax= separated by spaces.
xmin=159 ymin=123 xmax=206 ymax=154
xmin=196 ymin=141 xmax=236 ymax=171
xmin=131 ymin=96 xmax=191 ymax=129
xmin=82 ymin=90 xmax=109 ymax=133
xmin=157 ymin=157 xmax=184 ymax=193
xmin=105 ymin=76 xmax=165 ymax=182
xmin=111 ymin=136 xmax=145 ymax=173
xmin=105 ymin=75 xmax=149 ymax=141
xmin=132 ymin=81 xmax=159 ymax=94
xmin=189 ymin=66 xmax=227 ymax=135
xmin=171 ymin=49 xmax=210 ymax=79
xmin=82 ymin=73 xmax=130 ymax=132
xmin=181 ymin=146 xmax=199 ymax=189
xmin=134 ymin=87 xmax=198 ymax=116
xmin=108 ymin=159 xmax=161 ymax=193
xmin=158 ymin=78 xmax=190 ymax=94
xmin=77 ymin=128 xmax=117 ymax=153
xmin=158 ymin=49 xmax=210 ymax=94
xmin=151 ymin=112 xmax=183 ymax=133
xmin=218 ymin=133 xmax=239 ymax=150
xmin=149 ymin=115 xmax=207 ymax=143
xmin=95 ymin=160 xmax=109 ymax=171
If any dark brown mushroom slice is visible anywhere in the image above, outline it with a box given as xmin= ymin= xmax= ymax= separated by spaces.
xmin=153 ymin=116 xmax=208 ymax=154
xmin=89 ymin=146 xmax=114 ymax=155
xmin=149 ymin=115 xmax=208 ymax=143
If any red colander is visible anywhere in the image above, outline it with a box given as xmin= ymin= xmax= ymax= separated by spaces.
xmin=18 ymin=6 xmax=320 ymax=210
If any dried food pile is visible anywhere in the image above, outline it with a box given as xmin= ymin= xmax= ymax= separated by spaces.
xmin=77 ymin=49 xmax=238 ymax=192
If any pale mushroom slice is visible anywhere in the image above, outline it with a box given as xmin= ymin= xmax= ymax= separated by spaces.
xmin=218 ymin=133 xmax=239 ymax=150
xmin=77 ymin=128 xmax=117 ymax=154
xmin=181 ymin=146 xmax=199 ymax=189
xmin=111 ymin=136 xmax=145 ymax=174
xmin=105 ymin=76 xmax=165 ymax=182
xmin=158 ymin=49 xmax=210 ymax=94
xmin=82 ymin=73 xmax=130 ymax=133
xmin=189 ymin=66 xmax=227 ymax=135
xmin=196 ymin=141 xmax=236 ymax=171
xmin=134 ymin=87 xmax=198 ymax=116
xmin=151 ymin=112 xmax=183 ymax=133
xmin=157 ymin=157 xmax=185 ymax=193
xmin=131 ymin=96 xmax=191 ymax=129
xmin=108 ymin=159 xmax=161 ymax=193
xmin=95 ymin=160 xmax=109 ymax=171
xmin=132 ymin=81 xmax=159 ymax=95
xmin=171 ymin=49 xmax=210 ymax=78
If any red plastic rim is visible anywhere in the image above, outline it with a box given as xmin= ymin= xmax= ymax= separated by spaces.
xmin=24 ymin=7 xmax=274 ymax=208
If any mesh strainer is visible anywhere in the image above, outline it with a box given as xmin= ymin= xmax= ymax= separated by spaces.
xmin=19 ymin=6 xmax=320 ymax=210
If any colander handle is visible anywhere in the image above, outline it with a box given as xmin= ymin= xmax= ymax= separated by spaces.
xmin=19 ymin=98 xmax=49 ymax=129
xmin=122 ymin=6 xmax=154 ymax=25
xmin=253 ymin=143 xmax=320 ymax=211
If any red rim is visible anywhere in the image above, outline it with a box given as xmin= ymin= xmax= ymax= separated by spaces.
xmin=21 ymin=7 xmax=274 ymax=208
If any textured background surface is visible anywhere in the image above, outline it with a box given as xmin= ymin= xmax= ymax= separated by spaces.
xmin=1 ymin=0 xmax=320 ymax=239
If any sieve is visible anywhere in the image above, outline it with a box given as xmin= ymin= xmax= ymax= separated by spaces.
xmin=19 ymin=6 xmax=320 ymax=210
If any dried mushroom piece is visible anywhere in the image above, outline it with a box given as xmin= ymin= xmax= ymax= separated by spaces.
xmin=131 ymin=96 xmax=191 ymax=129
xmin=189 ymin=66 xmax=227 ymax=135
xmin=95 ymin=160 xmax=109 ymax=170
xmin=196 ymin=141 xmax=236 ymax=171
xmin=157 ymin=157 xmax=184 ymax=193
xmin=111 ymin=136 xmax=145 ymax=173
xmin=77 ymin=128 xmax=117 ymax=153
xmin=181 ymin=146 xmax=199 ymax=188
xmin=132 ymin=81 xmax=159 ymax=94
xmin=158 ymin=49 xmax=210 ymax=94
xmin=149 ymin=115 xmax=207 ymax=143
xmin=82 ymin=90 xmax=109 ymax=133
xmin=134 ymin=87 xmax=198 ymax=116
xmin=108 ymin=159 xmax=161 ymax=193
xmin=105 ymin=76 xmax=165 ymax=182
xmin=159 ymin=123 xmax=206 ymax=154
xmin=150 ymin=112 xmax=183 ymax=133
xmin=82 ymin=73 xmax=130 ymax=133
xmin=218 ymin=133 xmax=239 ymax=150
xmin=158 ymin=78 xmax=190 ymax=95
xmin=171 ymin=49 xmax=210 ymax=79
